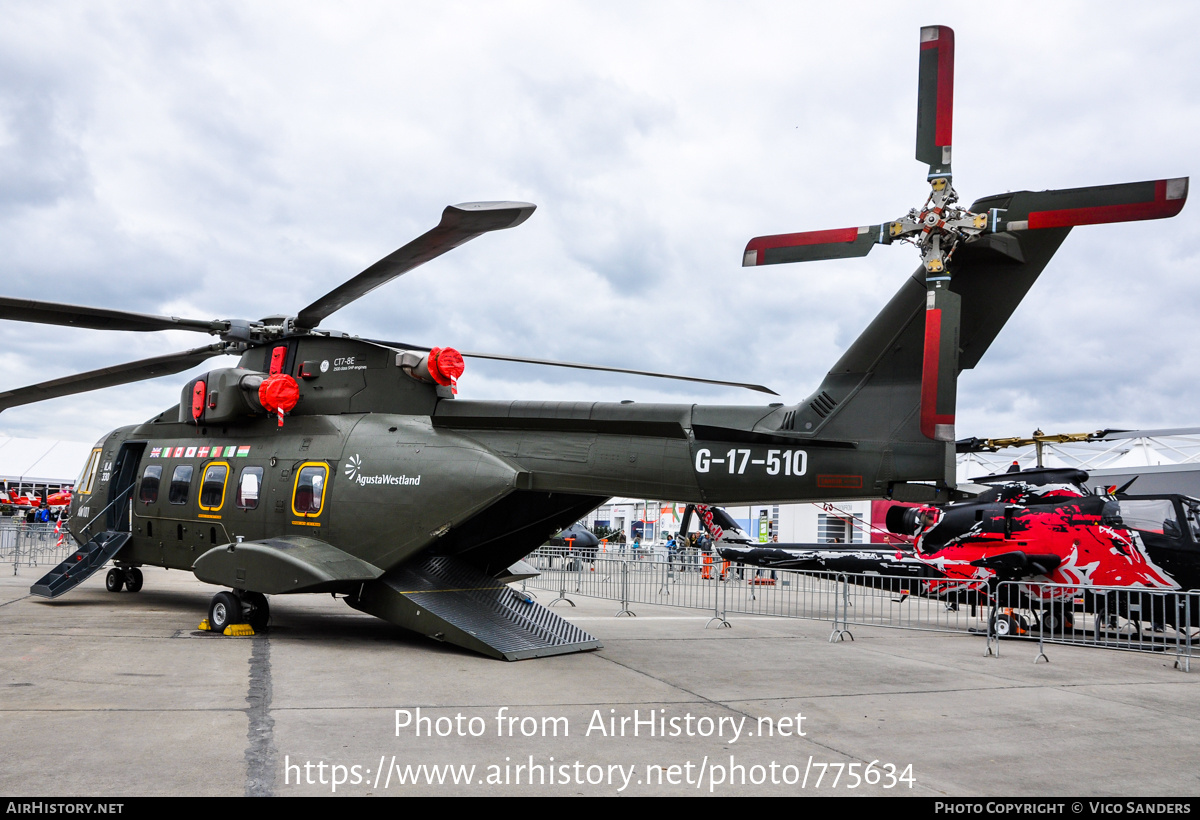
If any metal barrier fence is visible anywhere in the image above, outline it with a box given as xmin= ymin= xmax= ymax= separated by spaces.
xmin=1 ymin=522 xmax=76 ymax=575
xmin=523 ymin=548 xmax=991 ymax=637
xmin=523 ymin=550 xmax=1198 ymax=670
xmin=989 ymin=581 xmax=1199 ymax=671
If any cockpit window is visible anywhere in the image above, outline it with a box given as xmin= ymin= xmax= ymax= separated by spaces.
xmin=1117 ymin=499 xmax=1178 ymax=535
xmin=1182 ymin=500 xmax=1200 ymax=542
xmin=77 ymin=449 xmax=102 ymax=495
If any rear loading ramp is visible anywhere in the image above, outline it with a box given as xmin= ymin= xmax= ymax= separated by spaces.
xmin=29 ymin=531 xmax=131 ymax=599
xmin=347 ymin=555 xmax=601 ymax=661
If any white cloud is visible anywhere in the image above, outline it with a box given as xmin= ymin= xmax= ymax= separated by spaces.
xmin=0 ymin=0 xmax=1196 ymax=447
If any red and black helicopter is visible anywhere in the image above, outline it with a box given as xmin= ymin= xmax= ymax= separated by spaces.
xmin=713 ymin=465 xmax=1200 ymax=632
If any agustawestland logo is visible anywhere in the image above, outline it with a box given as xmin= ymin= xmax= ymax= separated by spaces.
xmin=344 ymin=454 xmax=421 ymax=487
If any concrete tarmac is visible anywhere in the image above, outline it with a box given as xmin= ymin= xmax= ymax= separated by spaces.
xmin=2 ymin=565 xmax=1198 ymax=797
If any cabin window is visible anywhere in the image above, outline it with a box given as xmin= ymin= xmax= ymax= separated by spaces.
xmin=292 ymin=463 xmax=328 ymax=517
xmin=169 ymin=465 xmax=194 ymax=505
xmin=199 ymin=463 xmax=229 ymax=510
xmin=139 ymin=465 xmax=162 ymax=504
xmin=236 ymin=467 xmax=264 ymax=509
xmin=77 ymin=449 xmax=102 ymax=495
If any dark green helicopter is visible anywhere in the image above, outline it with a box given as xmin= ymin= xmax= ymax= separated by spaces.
xmin=10 ymin=25 xmax=1188 ymax=660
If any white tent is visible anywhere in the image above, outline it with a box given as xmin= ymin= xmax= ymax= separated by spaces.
xmin=0 ymin=436 xmax=93 ymax=485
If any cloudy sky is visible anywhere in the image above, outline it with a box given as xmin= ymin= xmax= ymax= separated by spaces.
xmin=1 ymin=1 xmax=1197 ymax=447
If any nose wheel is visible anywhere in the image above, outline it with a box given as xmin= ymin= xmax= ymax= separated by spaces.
xmin=208 ymin=591 xmax=242 ymax=632
xmin=123 ymin=567 xmax=143 ymax=592
xmin=105 ymin=566 xmax=144 ymax=593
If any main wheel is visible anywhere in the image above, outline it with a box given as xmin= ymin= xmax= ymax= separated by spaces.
xmin=123 ymin=567 xmax=144 ymax=593
xmin=209 ymin=591 xmax=244 ymax=633
xmin=1041 ymin=605 xmax=1074 ymax=634
xmin=243 ymin=592 xmax=270 ymax=632
xmin=105 ymin=568 xmax=124 ymax=593
xmin=991 ymin=613 xmax=1026 ymax=637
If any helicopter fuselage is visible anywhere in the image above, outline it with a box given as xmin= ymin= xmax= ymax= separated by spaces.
xmin=66 ymin=335 xmax=952 ymax=585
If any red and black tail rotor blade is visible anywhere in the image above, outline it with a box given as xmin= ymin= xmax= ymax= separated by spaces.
xmin=988 ymin=178 xmax=1188 ymax=232
xmin=742 ymin=225 xmax=888 ymax=267
xmin=921 ymin=286 xmax=959 ymax=443
xmin=915 ymin=25 xmax=954 ymax=177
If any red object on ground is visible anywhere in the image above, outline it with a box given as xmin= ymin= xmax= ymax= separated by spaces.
xmin=259 ymin=374 xmax=300 ymax=427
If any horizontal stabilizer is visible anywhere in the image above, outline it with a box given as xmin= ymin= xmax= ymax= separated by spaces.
xmin=718 ymin=543 xmax=933 ymax=578
xmin=970 ymin=551 xmax=1062 ymax=580
xmin=193 ymin=536 xmax=384 ymax=594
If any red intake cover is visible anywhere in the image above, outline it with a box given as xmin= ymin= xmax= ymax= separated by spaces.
xmin=258 ymin=374 xmax=300 ymax=417
xmin=427 ymin=347 xmax=466 ymax=390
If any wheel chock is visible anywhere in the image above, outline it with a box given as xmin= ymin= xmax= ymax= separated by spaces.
xmin=198 ymin=619 xmax=254 ymax=636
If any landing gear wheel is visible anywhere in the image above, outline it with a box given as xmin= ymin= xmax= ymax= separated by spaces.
xmin=991 ymin=613 xmax=1025 ymax=637
xmin=105 ymin=568 xmax=124 ymax=593
xmin=1041 ymin=606 xmax=1073 ymax=634
xmin=209 ymin=591 xmax=244 ymax=633
xmin=123 ymin=567 xmax=143 ymax=593
xmin=243 ymin=592 xmax=270 ymax=632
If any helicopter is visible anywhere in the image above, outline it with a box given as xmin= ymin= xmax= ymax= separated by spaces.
xmin=712 ymin=466 xmax=1200 ymax=635
xmin=543 ymin=522 xmax=602 ymax=564
xmin=12 ymin=24 xmax=1189 ymax=660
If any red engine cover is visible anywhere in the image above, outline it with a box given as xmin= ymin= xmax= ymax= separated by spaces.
xmin=258 ymin=374 xmax=300 ymax=426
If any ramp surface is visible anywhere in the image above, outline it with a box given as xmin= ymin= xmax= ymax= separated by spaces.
xmin=29 ymin=531 xmax=130 ymax=599
xmin=348 ymin=555 xmax=601 ymax=660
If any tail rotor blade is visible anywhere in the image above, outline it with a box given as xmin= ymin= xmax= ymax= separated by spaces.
xmin=988 ymin=178 xmax=1188 ymax=232
xmin=915 ymin=25 xmax=954 ymax=177
xmin=921 ymin=285 xmax=959 ymax=443
xmin=743 ymin=225 xmax=888 ymax=267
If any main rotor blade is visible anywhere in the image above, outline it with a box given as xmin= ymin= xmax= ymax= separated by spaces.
xmin=0 ymin=344 xmax=227 ymax=412
xmin=742 ymin=225 xmax=888 ymax=267
xmin=0 ymin=297 xmax=225 ymax=335
xmin=366 ymin=339 xmax=779 ymax=395
xmin=915 ymin=25 xmax=954 ymax=176
xmin=294 ymin=201 xmax=536 ymax=331
xmin=986 ymin=178 xmax=1188 ymax=232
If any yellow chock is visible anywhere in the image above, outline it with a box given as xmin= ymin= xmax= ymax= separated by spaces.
xmin=199 ymin=619 xmax=213 ymax=632
xmin=223 ymin=624 xmax=256 ymax=637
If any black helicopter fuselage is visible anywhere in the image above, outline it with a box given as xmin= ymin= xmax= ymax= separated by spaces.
xmin=67 ymin=333 xmax=950 ymax=584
